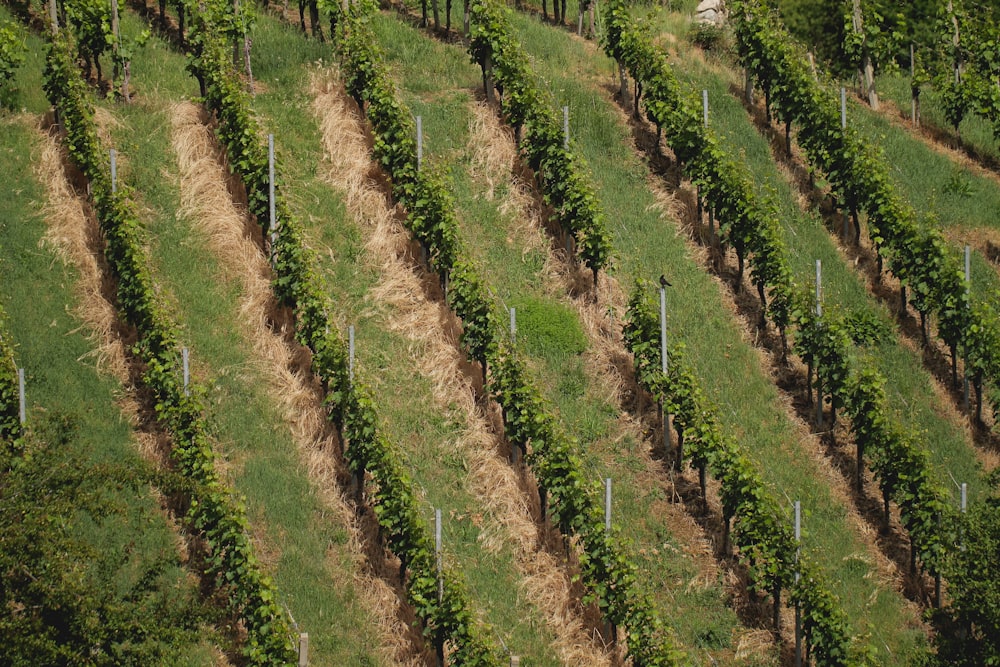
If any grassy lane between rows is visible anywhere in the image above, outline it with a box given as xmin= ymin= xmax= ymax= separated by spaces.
xmin=366 ymin=11 xmax=775 ymax=664
xmin=87 ymin=14 xmax=406 ymax=664
xmin=476 ymin=8 xmax=929 ymax=663
xmin=835 ymin=79 xmax=1000 ymax=311
xmin=212 ymin=11 xmax=575 ymax=665
xmin=878 ymin=72 xmax=1000 ymax=172
xmin=1 ymin=118 xmax=220 ymax=667
xmin=369 ymin=3 xmax=928 ymax=662
xmin=658 ymin=35 xmax=991 ymax=504
xmin=0 ymin=18 xmax=224 ymax=663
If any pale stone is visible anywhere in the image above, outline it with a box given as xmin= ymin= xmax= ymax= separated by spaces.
xmin=695 ymin=0 xmax=726 ymax=26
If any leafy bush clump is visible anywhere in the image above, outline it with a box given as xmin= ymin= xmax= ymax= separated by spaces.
xmin=0 ymin=20 xmax=25 ymax=109
xmin=510 ymin=295 xmax=588 ymax=359
xmin=0 ymin=417 xmax=212 ymax=666
xmin=687 ymin=21 xmax=729 ymax=53
xmin=933 ymin=471 xmax=1000 ymax=666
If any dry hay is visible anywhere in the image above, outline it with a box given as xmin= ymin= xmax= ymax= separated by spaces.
xmin=93 ymin=105 xmax=123 ymax=145
xmin=466 ymin=101 xmax=558 ymax=278
xmin=556 ymin=189 xmax=733 ymax=595
xmin=734 ymin=628 xmax=777 ymax=664
xmin=35 ymin=126 xmax=130 ymax=382
xmin=32 ymin=121 xmax=232 ymax=648
xmin=310 ymin=68 xmax=612 ymax=667
xmin=466 ymin=96 xmax=732 ymax=597
xmin=167 ymin=100 xmax=416 ymax=667
xmin=467 ymin=101 xmax=514 ymax=201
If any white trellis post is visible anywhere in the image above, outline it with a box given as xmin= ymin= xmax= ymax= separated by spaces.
xmin=18 ymin=368 xmax=26 ymax=424
xmin=416 ymin=116 xmax=423 ymax=171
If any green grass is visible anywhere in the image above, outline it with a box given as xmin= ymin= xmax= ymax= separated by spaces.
xmin=839 ymin=81 xmax=1000 ymax=299
xmin=0 ymin=113 xmax=218 ymax=665
xmin=0 ymin=5 xmax=49 ymax=115
xmin=433 ymin=8 xmax=929 ymax=663
xmin=658 ymin=40 xmax=989 ymax=504
xmin=248 ymin=15 xmax=569 ymax=664
xmin=89 ymin=20 xmax=399 ymax=665
xmin=112 ymin=8 xmax=575 ymax=663
xmin=367 ymin=12 xmax=768 ymax=663
xmin=878 ymin=71 xmax=1000 ymax=168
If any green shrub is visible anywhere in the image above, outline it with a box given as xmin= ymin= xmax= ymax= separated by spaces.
xmin=0 ymin=20 xmax=25 ymax=109
xmin=510 ymin=295 xmax=587 ymax=359
xmin=687 ymin=20 xmax=729 ymax=52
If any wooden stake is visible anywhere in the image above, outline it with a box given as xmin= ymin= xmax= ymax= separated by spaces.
xmin=852 ymin=0 xmax=879 ymax=109
xmin=111 ymin=0 xmax=121 ymax=93
xmin=297 ymin=633 xmax=309 ymax=667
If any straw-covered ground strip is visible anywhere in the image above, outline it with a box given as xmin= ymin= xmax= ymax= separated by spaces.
xmin=125 ymin=7 xmax=590 ymax=665
xmin=306 ymin=74 xmax=628 ymax=667
xmin=21 ymin=10 xmax=405 ymax=665
xmin=646 ymin=15 xmax=991 ymax=498
xmin=0 ymin=108 xmax=222 ymax=667
xmin=8 ymin=0 xmax=985 ymax=661
xmin=370 ymin=4 xmax=927 ymax=663
xmin=243 ymin=13 xmax=620 ymax=665
xmin=85 ymin=17 xmax=434 ymax=667
xmin=358 ymin=11 xmax=772 ymax=665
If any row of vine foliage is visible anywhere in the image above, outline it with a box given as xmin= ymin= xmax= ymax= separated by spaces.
xmin=934 ymin=0 xmax=1000 ymax=142
xmin=602 ymin=0 xmax=966 ymax=662
xmin=41 ymin=29 xmax=298 ymax=665
xmin=0 ymin=304 xmax=22 ymax=447
xmin=623 ymin=282 xmax=856 ymax=665
xmin=180 ymin=5 xmax=504 ymax=663
xmin=398 ymin=0 xmax=865 ymax=660
xmin=463 ymin=0 xmax=613 ymax=284
xmin=328 ymin=2 xmax=685 ymax=663
xmin=729 ymin=0 xmax=1000 ymax=423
